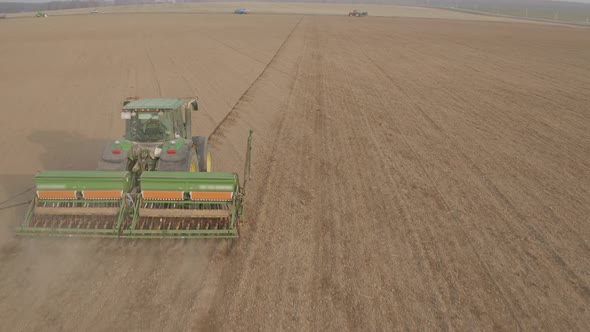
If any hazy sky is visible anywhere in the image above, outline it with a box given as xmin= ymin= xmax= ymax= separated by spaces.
xmin=8 ymin=0 xmax=590 ymax=3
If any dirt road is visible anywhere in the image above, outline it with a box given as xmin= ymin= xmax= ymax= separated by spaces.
xmin=0 ymin=12 xmax=589 ymax=331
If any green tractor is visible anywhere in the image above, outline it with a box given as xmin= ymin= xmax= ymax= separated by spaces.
xmin=98 ymin=98 xmax=211 ymax=173
xmin=18 ymin=98 xmax=252 ymax=239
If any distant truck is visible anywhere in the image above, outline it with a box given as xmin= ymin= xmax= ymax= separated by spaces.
xmin=90 ymin=9 xmax=99 ymax=14
xmin=348 ymin=10 xmax=368 ymax=17
xmin=234 ymin=8 xmax=250 ymax=14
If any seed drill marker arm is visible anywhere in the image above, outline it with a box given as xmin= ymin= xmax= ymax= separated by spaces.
xmin=242 ymin=129 xmax=253 ymax=196
xmin=235 ymin=129 xmax=253 ymax=219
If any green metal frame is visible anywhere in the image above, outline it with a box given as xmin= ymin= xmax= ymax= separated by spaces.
xmin=122 ymin=171 xmax=242 ymax=238
xmin=33 ymin=171 xmax=133 ymax=191
xmin=17 ymin=197 xmax=129 ymax=238
xmin=122 ymin=199 xmax=239 ymax=239
xmin=18 ymin=129 xmax=253 ymax=240
xmin=17 ymin=171 xmax=133 ymax=238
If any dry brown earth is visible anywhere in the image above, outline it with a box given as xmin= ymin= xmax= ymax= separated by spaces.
xmin=0 ymin=10 xmax=589 ymax=331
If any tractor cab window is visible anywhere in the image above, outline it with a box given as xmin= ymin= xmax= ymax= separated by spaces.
xmin=124 ymin=111 xmax=174 ymax=142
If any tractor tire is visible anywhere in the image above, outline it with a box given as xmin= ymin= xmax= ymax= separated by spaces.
xmin=188 ymin=149 xmax=199 ymax=172
xmin=192 ymin=136 xmax=212 ymax=172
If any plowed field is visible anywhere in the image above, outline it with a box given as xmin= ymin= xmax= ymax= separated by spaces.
xmin=0 ymin=10 xmax=589 ymax=331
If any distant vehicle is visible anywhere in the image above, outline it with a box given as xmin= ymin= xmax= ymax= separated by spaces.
xmin=35 ymin=12 xmax=48 ymax=18
xmin=0 ymin=13 xmax=6 ymax=19
xmin=90 ymin=9 xmax=99 ymax=14
xmin=234 ymin=8 xmax=250 ymax=14
xmin=348 ymin=10 xmax=368 ymax=17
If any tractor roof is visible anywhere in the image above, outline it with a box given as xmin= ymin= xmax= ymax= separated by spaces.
xmin=123 ymin=98 xmax=184 ymax=111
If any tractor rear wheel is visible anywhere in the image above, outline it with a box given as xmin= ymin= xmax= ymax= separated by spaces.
xmin=193 ymin=136 xmax=212 ymax=172
xmin=202 ymin=150 xmax=212 ymax=172
xmin=189 ymin=150 xmax=199 ymax=172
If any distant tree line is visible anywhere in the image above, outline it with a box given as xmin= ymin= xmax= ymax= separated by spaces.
xmin=0 ymin=1 xmax=106 ymax=13
xmin=0 ymin=0 xmax=174 ymax=14
xmin=270 ymin=0 xmax=590 ymax=12
xmin=1 ymin=0 xmax=589 ymax=16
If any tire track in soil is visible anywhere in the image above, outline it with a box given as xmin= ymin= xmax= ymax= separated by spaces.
xmin=343 ymin=19 xmax=589 ymax=329
xmin=142 ymin=33 xmax=163 ymax=97
xmin=205 ymin=17 xmax=589 ymax=330
xmin=357 ymin=46 xmax=525 ymax=328
xmin=187 ymin=16 xmax=307 ymax=329
xmin=364 ymin=24 xmax=590 ymax=169
xmin=193 ymin=17 xmax=311 ymax=330
xmin=360 ymin=22 xmax=564 ymax=328
xmin=314 ymin=24 xmax=457 ymax=329
xmin=363 ymin=19 xmax=590 ymax=262
xmin=206 ymin=35 xmax=296 ymax=79
xmin=369 ymin=64 xmax=521 ymax=329
xmin=208 ymin=16 xmax=304 ymax=139
xmin=207 ymin=16 xmax=449 ymax=330
xmin=166 ymin=55 xmax=218 ymax=127
xmin=351 ymin=19 xmax=590 ymax=242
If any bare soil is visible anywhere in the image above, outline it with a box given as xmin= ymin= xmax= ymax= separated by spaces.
xmin=0 ymin=11 xmax=589 ymax=331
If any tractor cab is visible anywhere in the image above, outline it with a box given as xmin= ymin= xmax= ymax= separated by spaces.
xmin=98 ymin=97 xmax=204 ymax=173
xmin=121 ymin=98 xmax=196 ymax=142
